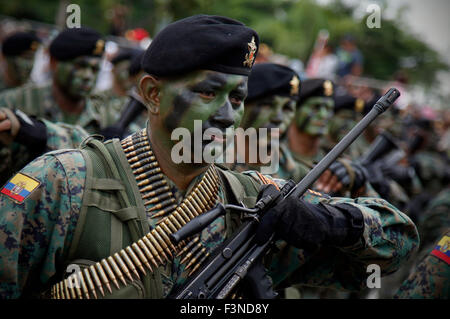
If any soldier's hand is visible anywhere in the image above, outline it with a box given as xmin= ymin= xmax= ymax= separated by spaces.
xmin=254 ymin=184 xmax=364 ymax=250
xmin=316 ymin=160 xmax=368 ymax=195
xmin=0 ymin=108 xmax=20 ymax=145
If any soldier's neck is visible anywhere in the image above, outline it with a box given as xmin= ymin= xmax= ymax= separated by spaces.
xmin=52 ymin=82 xmax=85 ymax=114
xmin=148 ymin=129 xmax=209 ymax=191
xmin=288 ymin=125 xmax=320 ymax=158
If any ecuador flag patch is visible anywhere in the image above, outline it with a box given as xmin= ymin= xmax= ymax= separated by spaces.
xmin=1 ymin=172 xmax=41 ymax=203
xmin=430 ymin=234 xmax=450 ymax=265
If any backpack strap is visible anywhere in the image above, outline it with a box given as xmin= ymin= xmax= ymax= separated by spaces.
xmin=68 ymin=135 xmax=163 ymax=298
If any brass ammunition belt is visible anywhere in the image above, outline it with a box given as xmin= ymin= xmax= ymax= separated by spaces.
xmin=51 ymin=129 xmax=220 ymax=299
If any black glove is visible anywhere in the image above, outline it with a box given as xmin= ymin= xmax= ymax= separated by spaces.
xmin=13 ymin=109 xmax=47 ymax=152
xmin=381 ymin=164 xmax=415 ymax=186
xmin=328 ymin=160 xmax=368 ymax=193
xmin=254 ymin=184 xmax=364 ymax=250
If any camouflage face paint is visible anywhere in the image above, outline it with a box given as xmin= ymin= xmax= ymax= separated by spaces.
xmin=241 ymin=95 xmax=296 ymax=135
xmin=327 ymin=110 xmax=356 ymax=142
xmin=55 ymin=56 xmax=101 ymax=100
xmin=113 ymin=60 xmax=133 ymax=92
xmin=153 ymin=70 xmax=247 ymax=152
xmin=6 ymin=51 xmax=36 ymax=85
xmin=295 ymin=96 xmax=334 ymax=136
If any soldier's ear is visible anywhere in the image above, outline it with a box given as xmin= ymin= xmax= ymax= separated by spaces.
xmin=139 ymin=75 xmax=161 ymax=115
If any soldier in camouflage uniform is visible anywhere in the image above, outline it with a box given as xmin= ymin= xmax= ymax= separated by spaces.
xmin=0 ymin=108 xmax=89 ymax=184
xmin=231 ymin=62 xmax=301 ymax=180
xmin=0 ymin=27 xmax=124 ymax=184
xmin=0 ymin=27 xmax=123 ymax=133
xmin=0 ymin=15 xmax=419 ymax=299
xmin=0 ymin=31 xmax=41 ymax=92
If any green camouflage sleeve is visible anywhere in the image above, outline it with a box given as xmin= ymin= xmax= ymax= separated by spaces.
xmin=394 ymin=230 xmax=450 ymax=299
xmin=244 ymin=172 xmax=420 ymax=292
xmin=42 ymin=120 xmax=89 ymax=150
xmin=0 ymin=150 xmax=86 ymax=298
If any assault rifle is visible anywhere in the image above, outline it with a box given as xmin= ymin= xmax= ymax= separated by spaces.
xmin=169 ymin=88 xmax=400 ymax=299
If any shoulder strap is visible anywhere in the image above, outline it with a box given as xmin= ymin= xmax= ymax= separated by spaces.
xmin=69 ymin=136 xmax=162 ymax=298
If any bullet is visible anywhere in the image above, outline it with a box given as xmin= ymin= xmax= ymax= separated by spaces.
xmin=148 ymin=197 xmax=176 ymax=212
xmin=119 ymin=250 xmax=140 ymax=279
xmin=125 ymin=146 xmax=151 ymax=158
xmin=101 ymin=259 xmax=120 ymax=290
xmin=142 ymin=236 xmax=164 ymax=265
xmin=182 ymin=202 xmax=197 ymax=219
xmin=156 ymin=226 xmax=177 ymax=252
xmin=141 ymin=185 xmax=170 ymax=200
xmin=137 ymin=239 xmax=158 ymax=268
xmin=136 ymin=167 xmax=161 ymax=181
xmin=132 ymin=161 xmax=159 ymax=173
xmin=63 ymin=278 xmax=72 ymax=299
xmin=113 ymin=252 xmax=134 ymax=282
xmin=89 ymin=265 xmax=105 ymax=297
xmin=83 ymin=268 xmax=98 ymax=299
xmin=189 ymin=251 xmax=210 ymax=276
xmin=144 ymin=191 xmax=172 ymax=206
xmin=176 ymin=236 xmax=200 ymax=257
xmin=131 ymin=243 xmax=152 ymax=272
xmin=107 ymin=256 xmax=127 ymax=286
xmin=185 ymin=247 xmax=207 ymax=270
xmin=126 ymin=246 xmax=146 ymax=275
xmin=146 ymin=232 xmax=169 ymax=261
xmin=140 ymin=180 xmax=167 ymax=193
xmin=137 ymin=174 xmax=164 ymax=187
xmin=78 ymin=271 xmax=90 ymax=299
xmin=180 ymin=242 xmax=202 ymax=264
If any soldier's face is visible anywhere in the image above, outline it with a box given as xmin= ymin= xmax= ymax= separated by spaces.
xmin=149 ymin=70 xmax=247 ymax=151
xmin=55 ymin=56 xmax=101 ymax=99
xmin=328 ymin=110 xmax=356 ymax=142
xmin=112 ymin=60 xmax=133 ymax=92
xmin=295 ymin=96 xmax=334 ymax=136
xmin=240 ymin=95 xmax=296 ymax=137
xmin=5 ymin=50 xmax=36 ymax=84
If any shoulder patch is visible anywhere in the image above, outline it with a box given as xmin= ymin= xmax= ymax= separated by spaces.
xmin=1 ymin=172 xmax=41 ymax=203
xmin=430 ymin=234 xmax=450 ymax=265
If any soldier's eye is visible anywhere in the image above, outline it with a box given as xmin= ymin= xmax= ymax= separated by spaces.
xmin=199 ymin=91 xmax=216 ymax=100
xmin=230 ymin=96 xmax=242 ymax=106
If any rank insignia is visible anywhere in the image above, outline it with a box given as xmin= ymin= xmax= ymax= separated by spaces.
xmin=1 ymin=172 xmax=41 ymax=203
xmin=290 ymin=75 xmax=300 ymax=96
xmin=430 ymin=234 xmax=450 ymax=265
xmin=243 ymin=36 xmax=257 ymax=68
xmin=93 ymin=39 xmax=105 ymax=55
xmin=323 ymin=80 xmax=333 ymax=96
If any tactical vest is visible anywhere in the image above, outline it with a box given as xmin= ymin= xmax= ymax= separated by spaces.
xmin=61 ymin=136 xmax=262 ymax=299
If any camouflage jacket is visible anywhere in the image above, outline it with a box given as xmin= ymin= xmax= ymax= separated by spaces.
xmin=0 ymin=120 xmax=89 ymax=185
xmin=0 ymin=133 xmax=419 ymax=298
xmin=394 ymin=230 xmax=449 ymax=299
xmin=0 ymin=82 xmax=125 ymax=134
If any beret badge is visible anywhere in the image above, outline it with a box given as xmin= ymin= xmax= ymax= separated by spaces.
xmin=355 ymin=98 xmax=365 ymax=112
xmin=323 ymin=80 xmax=333 ymax=96
xmin=30 ymin=41 xmax=39 ymax=51
xmin=243 ymin=36 xmax=257 ymax=68
xmin=93 ymin=39 xmax=105 ymax=55
xmin=290 ymin=75 xmax=300 ymax=96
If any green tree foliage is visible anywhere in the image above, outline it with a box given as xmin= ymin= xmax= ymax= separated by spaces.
xmin=1 ymin=0 xmax=447 ymax=86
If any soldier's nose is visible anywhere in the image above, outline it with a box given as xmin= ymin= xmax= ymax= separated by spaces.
xmin=211 ymin=102 xmax=235 ymax=129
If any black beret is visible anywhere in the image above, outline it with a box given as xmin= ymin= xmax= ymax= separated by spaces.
xmin=2 ymin=31 xmax=41 ymax=56
xmin=49 ymin=27 xmax=104 ymax=61
xmin=142 ymin=15 xmax=259 ymax=77
xmin=128 ymin=50 xmax=145 ymax=76
xmin=333 ymin=94 xmax=365 ymax=113
xmin=111 ymin=48 xmax=143 ymax=65
xmin=246 ymin=63 xmax=301 ymax=103
xmin=298 ymin=78 xmax=334 ymax=105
